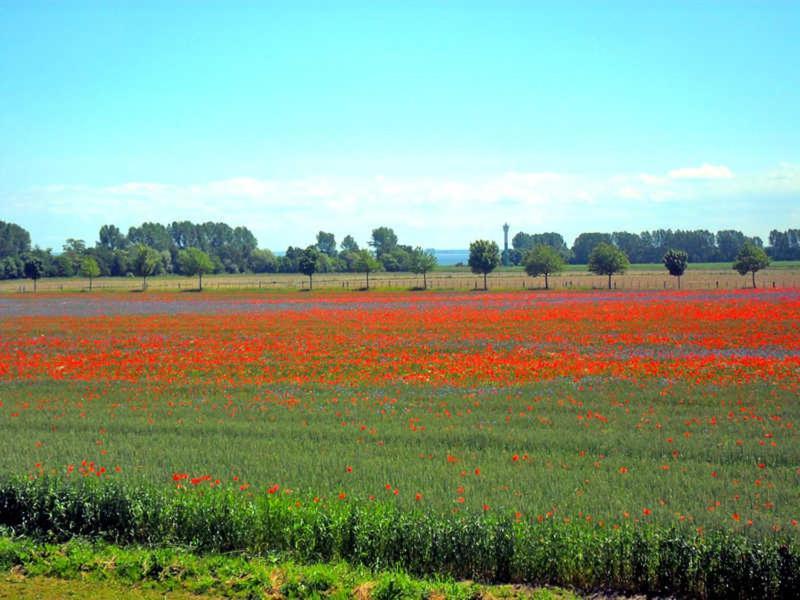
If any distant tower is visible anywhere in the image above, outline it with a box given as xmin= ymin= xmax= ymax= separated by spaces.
xmin=502 ymin=223 xmax=510 ymax=266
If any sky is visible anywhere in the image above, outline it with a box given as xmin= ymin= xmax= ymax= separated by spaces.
xmin=1 ymin=1 xmax=798 ymax=252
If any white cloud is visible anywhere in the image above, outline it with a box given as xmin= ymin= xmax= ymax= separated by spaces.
xmin=618 ymin=186 xmax=643 ymax=199
xmin=638 ymin=173 xmax=668 ymax=185
xmin=8 ymin=163 xmax=799 ymax=251
xmin=668 ymin=164 xmax=734 ymax=180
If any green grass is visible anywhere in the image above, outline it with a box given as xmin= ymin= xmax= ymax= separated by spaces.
xmin=0 ymin=534 xmax=577 ymax=599
xmin=1 ymin=479 xmax=798 ymax=598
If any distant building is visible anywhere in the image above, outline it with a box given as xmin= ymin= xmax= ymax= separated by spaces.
xmin=502 ymin=223 xmax=510 ymax=266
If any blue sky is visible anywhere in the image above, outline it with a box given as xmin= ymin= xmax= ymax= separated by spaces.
xmin=1 ymin=1 xmax=798 ymax=251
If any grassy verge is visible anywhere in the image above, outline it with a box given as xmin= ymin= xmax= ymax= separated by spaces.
xmin=1 ymin=477 xmax=797 ymax=598
xmin=0 ymin=534 xmax=576 ymax=600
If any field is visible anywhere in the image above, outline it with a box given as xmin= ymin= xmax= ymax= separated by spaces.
xmin=1 ymin=288 xmax=799 ymax=596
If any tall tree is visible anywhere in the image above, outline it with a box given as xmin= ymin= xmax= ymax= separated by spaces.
xmin=468 ymin=239 xmax=500 ymax=291
xmin=316 ymin=231 xmax=337 ymax=256
xmin=353 ymin=249 xmax=381 ymax=290
xmin=768 ymin=229 xmax=800 ymax=260
xmin=571 ymin=233 xmax=612 ymax=264
xmin=715 ymin=230 xmax=746 ymax=262
xmin=409 ymin=247 xmax=437 ymax=289
xmin=588 ymin=242 xmax=629 ymax=289
xmin=733 ymin=242 xmax=770 ymax=288
xmin=79 ymin=256 xmax=101 ymax=291
xmin=298 ymin=246 xmax=321 ymax=290
xmin=513 ymin=232 xmax=571 ymax=262
xmin=132 ymin=245 xmax=162 ymax=290
xmin=98 ymin=224 xmax=127 ymax=251
xmin=279 ymin=246 xmax=303 ymax=273
xmin=523 ymin=244 xmax=564 ymax=289
xmin=662 ymin=249 xmax=688 ymax=289
xmin=128 ymin=223 xmax=173 ymax=252
xmin=369 ymin=227 xmax=398 ymax=257
xmin=340 ymin=235 xmax=360 ymax=253
xmin=178 ymin=247 xmax=214 ymax=291
xmin=0 ymin=221 xmax=31 ymax=258
xmin=611 ymin=232 xmax=646 ymax=263
xmin=249 ymin=249 xmax=278 ymax=273
xmin=23 ymin=255 xmax=44 ymax=292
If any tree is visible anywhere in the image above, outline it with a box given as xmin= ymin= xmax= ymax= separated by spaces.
xmin=279 ymin=246 xmax=303 ymax=273
xmin=381 ymin=246 xmax=413 ymax=272
xmin=588 ymin=242 xmax=630 ymax=289
xmin=340 ymin=235 xmax=360 ymax=254
xmin=79 ymin=256 xmax=101 ymax=291
xmin=369 ymin=227 xmax=398 ymax=257
xmin=523 ymin=244 xmax=564 ymax=289
xmin=611 ymin=232 xmax=647 ymax=263
xmin=468 ymin=239 xmax=500 ymax=290
xmin=23 ymin=255 xmax=44 ymax=292
xmin=316 ymin=231 xmax=337 ymax=257
xmin=0 ymin=221 xmax=32 ymax=258
xmin=132 ymin=245 xmax=162 ymax=290
xmin=512 ymin=232 xmax=571 ymax=262
xmin=178 ymin=247 xmax=214 ymax=290
xmin=409 ymin=247 xmax=437 ymax=289
xmin=249 ymin=248 xmax=278 ymax=273
xmin=733 ymin=241 xmax=770 ymax=288
xmin=98 ymin=224 xmax=127 ymax=250
xmin=571 ymin=233 xmax=612 ymax=264
xmin=715 ymin=230 xmax=746 ymax=262
xmin=353 ymin=249 xmax=381 ymax=290
xmin=768 ymin=229 xmax=800 ymax=261
xmin=298 ymin=246 xmax=320 ymax=290
xmin=0 ymin=256 xmax=24 ymax=279
xmin=662 ymin=249 xmax=688 ymax=289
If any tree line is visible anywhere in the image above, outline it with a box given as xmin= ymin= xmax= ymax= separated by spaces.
xmin=0 ymin=221 xmax=438 ymax=290
xmin=509 ymin=228 xmax=800 ymax=264
xmin=0 ymin=220 xmax=796 ymax=287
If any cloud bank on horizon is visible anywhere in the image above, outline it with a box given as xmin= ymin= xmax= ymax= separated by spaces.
xmin=5 ymin=162 xmax=799 ymax=251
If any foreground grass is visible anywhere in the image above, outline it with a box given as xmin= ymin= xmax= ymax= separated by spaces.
xmin=0 ymin=534 xmax=576 ymax=600
xmin=1 ymin=478 xmax=798 ymax=598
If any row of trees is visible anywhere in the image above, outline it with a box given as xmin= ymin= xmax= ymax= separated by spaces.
xmin=470 ymin=239 xmax=772 ymax=290
xmin=0 ymin=221 xmax=262 ymax=281
xmin=0 ymin=220 xmax=788 ymax=288
xmin=279 ymin=227 xmax=441 ymax=276
xmin=0 ymin=221 xmax=440 ymax=290
xmin=510 ymin=229 xmax=798 ymax=264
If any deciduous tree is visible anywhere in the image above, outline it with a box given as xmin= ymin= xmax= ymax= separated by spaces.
xmin=523 ymin=244 xmax=564 ymax=289
xmin=410 ymin=247 xmax=437 ymax=289
xmin=662 ymin=249 xmax=688 ymax=289
xmin=468 ymin=240 xmax=500 ymax=290
xmin=23 ymin=255 xmax=44 ymax=292
xmin=178 ymin=247 xmax=214 ymax=290
xmin=298 ymin=246 xmax=321 ymax=290
xmin=733 ymin=242 xmax=770 ymax=288
xmin=132 ymin=245 xmax=162 ymax=290
xmin=354 ymin=249 xmax=381 ymax=290
xmin=79 ymin=256 xmax=101 ymax=291
xmin=588 ymin=242 xmax=629 ymax=289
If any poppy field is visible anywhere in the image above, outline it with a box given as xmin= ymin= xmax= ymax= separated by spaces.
xmin=1 ymin=288 xmax=799 ymax=595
